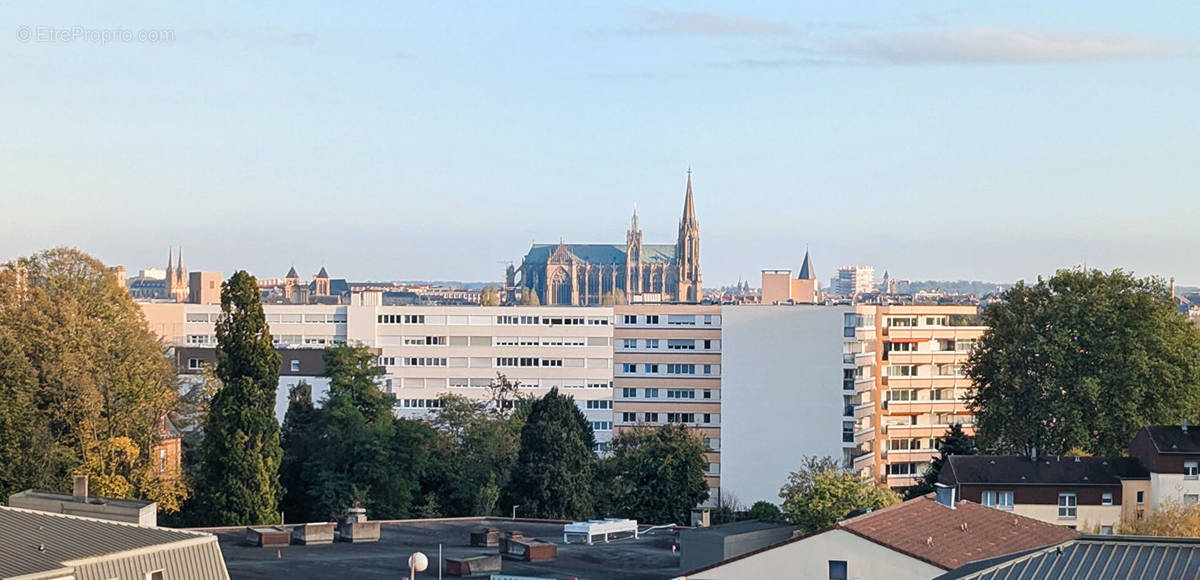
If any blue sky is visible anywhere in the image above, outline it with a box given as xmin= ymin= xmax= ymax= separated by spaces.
xmin=1 ymin=2 xmax=1197 ymax=285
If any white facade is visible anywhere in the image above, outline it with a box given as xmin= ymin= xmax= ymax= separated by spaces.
xmin=835 ymin=266 xmax=875 ymax=296
xmin=1149 ymin=472 xmax=1200 ymax=511
xmin=143 ymin=301 xmax=616 ymax=445
xmin=719 ymin=305 xmax=854 ymax=504
xmin=683 ymin=528 xmax=944 ymax=580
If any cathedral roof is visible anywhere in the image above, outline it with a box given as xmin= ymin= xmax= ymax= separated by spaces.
xmin=521 ymin=243 xmax=676 ymax=266
xmin=316 ymin=266 xmax=329 ymax=278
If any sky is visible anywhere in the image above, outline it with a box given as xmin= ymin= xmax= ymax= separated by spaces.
xmin=1 ymin=2 xmax=1198 ymax=286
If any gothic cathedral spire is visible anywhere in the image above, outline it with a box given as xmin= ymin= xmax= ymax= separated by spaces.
xmin=676 ymin=169 xmax=702 ymax=302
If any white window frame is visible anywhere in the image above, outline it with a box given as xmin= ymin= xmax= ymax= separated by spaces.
xmin=1058 ymin=492 xmax=1077 ymax=519
xmin=1186 ymin=461 xmax=1199 ymax=479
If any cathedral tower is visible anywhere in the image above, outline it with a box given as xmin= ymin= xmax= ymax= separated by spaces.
xmin=676 ymin=170 xmax=702 ymax=302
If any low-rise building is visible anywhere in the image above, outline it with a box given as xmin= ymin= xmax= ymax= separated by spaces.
xmin=938 ymin=455 xmax=1150 ymax=533
xmin=933 ymin=536 xmax=1200 ymax=580
xmin=679 ymin=494 xmax=1079 ymax=580
xmin=1129 ymin=423 xmax=1200 ymax=511
xmin=0 ymin=506 xmax=229 ymax=580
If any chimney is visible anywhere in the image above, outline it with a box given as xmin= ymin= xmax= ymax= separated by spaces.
xmin=934 ymin=483 xmax=956 ymax=508
xmin=73 ymin=475 xmax=88 ymax=502
xmin=1184 ymin=418 xmax=1189 ymax=434
xmin=1030 ymin=446 xmax=1038 ymax=462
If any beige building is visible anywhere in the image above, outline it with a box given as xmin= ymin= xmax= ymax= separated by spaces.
xmin=188 ymin=271 xmax=222 ymax=304
xmin=759 ymin=250 xmax=818 ymax=305
xmin=613 ymin=304 xmax=722 ymax=499
xmin=846 ymin=305 xmax=986 ymax=489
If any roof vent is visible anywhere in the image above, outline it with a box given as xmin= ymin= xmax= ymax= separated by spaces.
xmin=960 ymin=522 xmax=968 ymax=532
xmin=1184 ymin=418 xmax=1189 ymax=433
xmin=926 ymin=537 xmax=934 ymax=547
xmin=1074 ymin=456 xmax=1080 ymax=462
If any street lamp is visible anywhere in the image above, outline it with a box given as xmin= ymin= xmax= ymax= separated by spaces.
xmin=408 ymin=551 xmax=428 ymax=580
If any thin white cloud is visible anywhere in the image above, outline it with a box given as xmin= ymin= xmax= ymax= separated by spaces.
xmin=620 ymin=9 xmax=794 ymax=37
xmin=833 ymin=28 xmax=1176 ymax=64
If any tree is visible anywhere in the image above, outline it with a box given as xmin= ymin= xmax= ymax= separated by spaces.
xmin=304 ymin=345 xmax=417 ymax=520
xmin=748 ymin=500 xmax=783 ymax=523
xmin=1120 ymin=500 xmax=1200 ymax=537
xmin=503 ymin=388 xmax=595 ymax=519
xmin=0 ymin=249 xmax=180 ymax=508
xmin=426 ymin=392 xmax=524 ymax=516
xmin=0 ymin=328 xmax=56 ymax=498
xmin=779 ymin=456 xmax=899 ymax=532
xmin=710 ymin=489 xmax=744 ymax=525
xmin=279 ymin=381 xmax=320 ymax=523
xmin=194 ymin=271 xmax=283 ymax=525
xmin=907 ymin=423 xmax=977 ymax=499
xmin=520 ymin=290 xmax=540 ymax=306
xmin=479 ymin=287 xmax=501 ymax=307
xmin=604 ymin=425 xmax=709 ymax=524
xmin=968 ymin=269 xmax=1200 ymax=456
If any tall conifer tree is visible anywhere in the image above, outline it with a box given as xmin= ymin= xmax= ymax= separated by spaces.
xmin=195 ymin=271 xmax=283 ymax=525
xmin=503 ymin=388 xmax=595 ymax=519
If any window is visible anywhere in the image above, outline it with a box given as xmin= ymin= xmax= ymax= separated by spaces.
xmin=887 ymin=389 xmax=916 ymax=402
xmin=982 ymin=491 xmax=1013 ymax=510
xmin=585 ymin=400 xmax=611 ymax=409
xmin=887 ymin=365 xmax=917 ymax=377
xmin=666 ymin=363 xmax=695 ymax=375
xmin=887 ymin=341 xmax=915 ymax=352
xmin=146 ymin=571 xmax=165 ymax=580
xmin=703 ymin=389 xmax=713 ymax=399
xmin=1186 ymin=494 xmax=1200 ymax=507
xmin=1058 ymin=492 xmax=1077 ymax=519
xmin=645 ymin=388 xmax=659 ymax=398
xmin=290 ymin=360 xmax=300 ymax=372
xmin=887 ymin=463 xmax=920 ymax=476
xmin=623 ymin=315 xmax=637 ymax=324
xmin=621 ymin=363 xmax=637 ymax=373
xmin=1186 ymin=461 xmax=1199 ymax=479
xmin=187 ymin=358 xmax=203 ymax=370
xmin=888 ymin=316 xmax=918 ymax=327
xmin=1137 ymin=490 xmax=1145 ymax=504
xmin=644 ymin=364 xmax=659 ymax=374
xmin=622 ymin=412 xmax=637 ymax=422
xmin=644 ymin=412 xmax=659 ymax=422
xmin=645 ymin=315 xmax=659 ymax=324
xmin=703 ymin=339 xmax=712 ymax=350
xmin=589 ymin=421 xmax=612 ymax=431
xmin=667 ymin=339 xmax=695 ymax=350
xmin=623 ymin=339 xmax=638 ymax=349
xmin=646 ymin=339 xmax=660 ymax=349
xmin=1101 ymin=492 xmax=1113 ymax=506
xmin=703 ymin=413 xmax=712 ymax=424
xmin=828 ymin=560 xmax=848 ymax=580
xmin=703 ymin=364 xmax=712 ymax=375
xmin=403 ymin=357 xmax=447 ymax=367
xmin=666 ymin=389 xmax=695 ymax=399
xmin=704 ymin=437 xmax=720 ymax=450
xmin=667 ymin=314 xmax=695 ymax=326
xmin=708 ymin=462 xmax=720 ymax=475
xmin=621 ymin=388 xmax=637 ymax=398
xmin=1100 ymin=525 xmax=1113 ymax=535
xmin=667 ymin=413 xmax=695 ymax=424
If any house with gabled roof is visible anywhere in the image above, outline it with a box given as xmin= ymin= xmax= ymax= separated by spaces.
xmin=676 ymin=493 xmax=1079 ymax=580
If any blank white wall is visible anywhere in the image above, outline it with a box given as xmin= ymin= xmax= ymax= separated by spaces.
xmin=720 ymin=305 xmax=850 ymax=505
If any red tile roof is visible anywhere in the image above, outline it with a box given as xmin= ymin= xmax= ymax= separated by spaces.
xmin=838 ymin=495 xmax=1080 ymax=570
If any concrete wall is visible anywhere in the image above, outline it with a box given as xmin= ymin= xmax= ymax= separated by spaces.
xmin=1010 ymin=503 xmax=1123 ymax=532
xmin=720 ymin=305 xmax=851 ymax=504
xmin=1150 ymin=472 xmax=1200 ymax=511
xmin=679 ymin=524 xmax=797 ymax=572
xmin=685 ymin=529 xmax=944 ymax=580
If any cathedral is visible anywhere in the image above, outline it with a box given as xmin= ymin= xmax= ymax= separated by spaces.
xmin=514 ymin=171 xmax=702 ymax=306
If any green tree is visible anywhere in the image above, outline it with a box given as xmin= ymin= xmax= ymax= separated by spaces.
xmin=503 ymin=388 xmax=595 ymax=519
xmin=0 ymin=329 xmax=56 ymax=498
xmin=279 ymin=381 xmax=320 ymax=523
xmin=479 ymin=287 xmax=501 ymax=307
xmin=304 ymin=345 xmax=417 ymax=520
xmin=747 ymin=500 xmax=783 ymax=523
xmin=968 ymin=269 xmax=1200 ymax=455
xmin=194 ymin=271 xmax=283 ymax=525
xmin=0 ymin=249 xmax=180 ymax=508
xmin=604 ymin=425 xmax=709 ymax=524
xmin=426 ymin=392 xmax=524 ymax=516
xmin=907 ymin=423 xmax=977 ymax=499
xmin=779 ymin=456 xmax=899 ymax=532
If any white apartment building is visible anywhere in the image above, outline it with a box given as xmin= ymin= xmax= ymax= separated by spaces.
xmin=835 ymin=266 xmax=875 ymax=297
xmin=141 ymin=293 xmax=617 ymax=447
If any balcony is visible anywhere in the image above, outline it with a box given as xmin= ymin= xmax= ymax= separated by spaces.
xmin=854 ymin=403 xmax=875 ymax=420
xmin=853 ymin=428 xmax=875 ymax=444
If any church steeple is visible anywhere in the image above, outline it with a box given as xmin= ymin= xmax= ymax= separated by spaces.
xmin=676 ymin=169 xmax=702 ymax=302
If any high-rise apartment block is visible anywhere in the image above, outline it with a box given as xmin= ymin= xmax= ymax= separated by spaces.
xmin=844 ymin=305 xmax=985 ymax=488
xmin=613 ymin=304 xmax=723 ymax=500
xmin=835 ymin=265 xmax=875 ymax=297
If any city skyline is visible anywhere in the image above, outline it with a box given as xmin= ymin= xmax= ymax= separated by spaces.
xmin=2 ymin=2 xmax=1198 ymax=285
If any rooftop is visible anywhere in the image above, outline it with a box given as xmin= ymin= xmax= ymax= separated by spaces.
xmin=215 ymin=517 xmax=682 ymax=580
xmin=9 ymin=489 xmax=157 ymax=511
xmin=0 ymin=506 xmax=210 ymax=579
xmin=934 ymin=536 xmax=1200 ymax=579
xmin=683 ymin=519 xmax=796 ymax=539
xmin=837 ymin=495 xmax=1081 ymax=570
xmin=940 ymin=455 xmax=1150 ymax=486
xmin=1141 ymin=424 xmax=1200 ymax=454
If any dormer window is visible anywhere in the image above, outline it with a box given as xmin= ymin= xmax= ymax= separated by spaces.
xmin=1186 ymin=461 xmax=1199 ymax=480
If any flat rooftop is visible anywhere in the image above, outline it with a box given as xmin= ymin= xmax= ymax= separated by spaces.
xmin=215 ymin=518 xmax=682 ymax=580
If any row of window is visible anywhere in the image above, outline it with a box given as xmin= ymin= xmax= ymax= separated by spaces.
xmin=619 ymin=314 xmax=719 ymax=326
xmin=618 ymin=363 xmax=717 ymax=375
xmin=618 ymin=411 xmax=720 ymax=425
xmin=886 ymin=389 xmax=965 ymax=402
xmin=618 ymin=387 xmax=718 ymax=400
xmin=494 ymin=337 xmax=590 ymax=347
xmin=378 ymin=314 xmax=426 ymax=324
xmin=398 ymin=398 xmax=445 ymax=409
xmin=886 ymin=364 xmax=965 ymax=377
xmin=495 ymin=357 xmax=565 ymax=367
xmin=584 ymin=400 xmax=612 ymax=409
xmin=589 ymin=421 xmax=613 ymax=431
xmin=495 ymin=315 xmax=609 ymax=326
xmin=618 ymin=338 xmax=717 ymax=351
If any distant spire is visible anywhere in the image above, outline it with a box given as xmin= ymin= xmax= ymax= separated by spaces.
xmin=797 ymin=248 xmax=816 ymax=280
xmin=631 ymin=203 xmax=639 ymax=231
xmin=286 ymin=266 xmax=299 ymax=279
xmin=177 ymin=247 xmax=183 ymax=272
xmin=680 ymin=168 xmax=698 ymax=229
xmin=317 ymin=266 xmax=329 ymax=279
